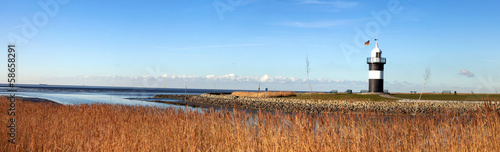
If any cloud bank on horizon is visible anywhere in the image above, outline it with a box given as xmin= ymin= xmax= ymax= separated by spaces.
xmin=20 ymin=73 xmax=496 ymax=93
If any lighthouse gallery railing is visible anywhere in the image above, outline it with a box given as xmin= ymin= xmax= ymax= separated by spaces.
xmin=367 ymin=57 xmax=386 ymax=63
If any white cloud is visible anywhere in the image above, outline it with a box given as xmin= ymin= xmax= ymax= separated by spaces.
xmin=260 ymin=74 xmax=271 ymax=82
xmin=206 ymin=75 xmax=215 ymax=79
xmin=458 ymin=69 xmax=475 ymax=78
xmin=224 ymin=74 xmax=237 ymax=80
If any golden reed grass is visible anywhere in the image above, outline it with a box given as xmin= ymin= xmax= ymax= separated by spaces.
xmin=1 ymin=97 xmax=499 ymax=151
xmin=232 ymin=91 xmax=296 ymax=98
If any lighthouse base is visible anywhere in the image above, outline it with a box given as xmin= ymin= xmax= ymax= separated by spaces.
xmin=369 ymin=79 xmax=384 ymax=92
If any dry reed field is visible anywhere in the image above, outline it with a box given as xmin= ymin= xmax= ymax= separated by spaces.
xmin=1 ymin=97 xmax=499 ymax=151
xmin=232 ymin=91 xmax=296 ymax=98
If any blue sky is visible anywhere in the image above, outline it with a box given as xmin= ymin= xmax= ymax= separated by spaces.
xmin=1 ymin=0 xmax=499 ymax=93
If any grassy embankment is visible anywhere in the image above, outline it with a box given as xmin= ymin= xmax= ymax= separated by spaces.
xmin=231 ymin=91 xmax=296 ymax=98
xmin=281 ymin=93 xmax=499 ymax=102
xmin=231 ymin=91 xmax=396 ymax=101
xmin=230 ymin=91 xmax=499 ymax=101
xmin=392 ymin=93 xmax=500 ymax=101
xmin=285 ymin=93 xmax=397 ymax=101
xmin=2 ymin=96 xmax=499 ymax=151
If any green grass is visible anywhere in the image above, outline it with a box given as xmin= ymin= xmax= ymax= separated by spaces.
xmin=391 ymin=94 xmax=500 ymax=101
xmin=283 ymin=93 xmax=397 ymax=101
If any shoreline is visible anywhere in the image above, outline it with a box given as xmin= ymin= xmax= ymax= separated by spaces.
xmin=155 ymin=93 xmax=499 ymax=114
xmin=1 ymin=96 xmax=61 ymax=105
xmin=148 ymin=94 xmax=278 ymax=114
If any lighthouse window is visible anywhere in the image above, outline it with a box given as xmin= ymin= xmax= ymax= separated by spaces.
xmin=376 ymin=52 xmax=381 ymax=58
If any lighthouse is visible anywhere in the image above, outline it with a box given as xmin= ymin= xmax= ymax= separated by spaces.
xmin=367 ymin=39 xmax=386 ymax=93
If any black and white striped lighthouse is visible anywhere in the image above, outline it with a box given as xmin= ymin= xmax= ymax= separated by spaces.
xmin=367 ymin=39 xmax=386 ymax=93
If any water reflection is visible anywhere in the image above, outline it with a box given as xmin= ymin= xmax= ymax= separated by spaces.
xmin=0 ymin=90 xmax=199 ymax=110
